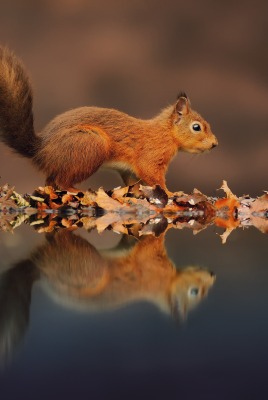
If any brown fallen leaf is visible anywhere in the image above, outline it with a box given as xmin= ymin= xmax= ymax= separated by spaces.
xmin=95 ymin=188 xmax=125 ymax=211
xmin=219 ymin=180 xmax=238 ymax=200
xmin=111 ymin=186 xmax=129 ymax=203
xmin=111 ymin=221 xmax=129 ymax=235
xmin=139 ymin=185 xmax=168 ymax=207
xmin=174 ymin=189 xmax=208 ymax=206
xmin=37 ymin=220 xmax=58 ymax=233
xmin=219 ymin=227 xmax=236 ymax=244
xmin=62 ymin=194 xmax=74 ymax=204
xmin=0 ymin=181 xmax=267 ymax=243
xmin=44 ymin=186 xmax=58 ymax=200
xmin=80 ymin=190 xmax=97 ymax=206
xmin=79 ymin=216 xmax=97 ymax=231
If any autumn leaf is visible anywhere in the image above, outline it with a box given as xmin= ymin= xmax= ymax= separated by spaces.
xmin=95 ymin=188 xmax=125 ymax=211
xmin=0 ymin=181 xmax=267 ymax=243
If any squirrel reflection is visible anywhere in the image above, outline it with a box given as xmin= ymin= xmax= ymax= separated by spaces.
xmin=0 ymin=230 xmax=215 ymax=364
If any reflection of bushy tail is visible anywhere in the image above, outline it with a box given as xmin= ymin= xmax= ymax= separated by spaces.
xmin=0 ymin=46 xmax=40 ymax=158
xmin=0 ymin=260 xmax=37 ymax=367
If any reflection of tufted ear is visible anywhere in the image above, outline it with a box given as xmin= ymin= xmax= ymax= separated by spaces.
xmin=175 ymin=95 xmax=189 ymax=116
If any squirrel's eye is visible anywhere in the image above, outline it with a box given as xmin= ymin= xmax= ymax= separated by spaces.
xmin=188 ymin=287 xmax=199 ymax=297
xmin=191 ymin=122 xmax=202 ymax=132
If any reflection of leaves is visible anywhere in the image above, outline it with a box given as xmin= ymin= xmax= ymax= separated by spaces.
xmin=0 ymin=181 xmax=267 ymax=242
xmin=237 ymin=193 xmax=268 ymax=234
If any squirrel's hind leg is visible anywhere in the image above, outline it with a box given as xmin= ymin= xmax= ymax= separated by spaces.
xmin=35 ymin=125 xmax=110 ymax=191
xmin=45 ymin=177 xmax=80 ymax=194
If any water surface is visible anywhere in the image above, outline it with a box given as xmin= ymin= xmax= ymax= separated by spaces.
xmin=0 ymin=224 xmax=267 ymax=400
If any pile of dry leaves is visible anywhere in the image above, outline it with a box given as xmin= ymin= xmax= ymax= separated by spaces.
xmin=0 ymin=181 xmax=267 ymax=242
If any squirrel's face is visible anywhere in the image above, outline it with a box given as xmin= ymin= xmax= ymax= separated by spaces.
xmin=169 ymin=266 xmax=215 ymax=320
xmin=173 ymin=95 xmax=218 ymax=154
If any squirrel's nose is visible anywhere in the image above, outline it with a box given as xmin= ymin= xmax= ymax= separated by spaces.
xmin=211 ymin=142 xmax=218 ymax=149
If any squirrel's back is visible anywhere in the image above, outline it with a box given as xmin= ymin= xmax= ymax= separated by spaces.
xmin=40 ymin=106 xmax=144 ymax=139
xmin=0 ymin=46 xmax=39 ymax=157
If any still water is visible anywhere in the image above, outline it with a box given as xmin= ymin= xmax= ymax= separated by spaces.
xmin=0 ymin=222 xmax=267 ymax=400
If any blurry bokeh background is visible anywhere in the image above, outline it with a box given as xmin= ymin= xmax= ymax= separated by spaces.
xmin=0 ymin=4 xmax=268 ymax=397
xmin=0 ymin=0 xmax=267 ymax=196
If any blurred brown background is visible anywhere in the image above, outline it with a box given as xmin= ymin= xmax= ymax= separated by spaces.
xmin=0 ymin=0 xmax=267 ymax=196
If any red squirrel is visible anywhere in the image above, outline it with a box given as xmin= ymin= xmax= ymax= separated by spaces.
xmin=0 ymin=46 xmax=218 ymax=192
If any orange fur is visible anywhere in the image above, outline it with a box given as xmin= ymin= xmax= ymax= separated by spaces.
xmin=0 ymin=46 xmax=218 ymax=191
xmin=34 ymin=231 xmax=215 ymax=318
xmin=0 ymin=231 xmax=215 ymax=362
xmin=36 ymin=103 xmax=218 ymax=190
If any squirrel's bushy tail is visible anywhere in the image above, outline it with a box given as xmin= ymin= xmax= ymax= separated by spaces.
xmin=0 ymin=46 xmax=40 ymax=158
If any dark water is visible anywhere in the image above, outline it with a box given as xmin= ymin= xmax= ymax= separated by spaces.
xmin=0 ymin=223 xmax=267 ymax=400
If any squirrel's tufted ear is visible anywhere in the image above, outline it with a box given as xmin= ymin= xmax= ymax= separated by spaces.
xmin=175 ymin=95 xmax=189 ymax=116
